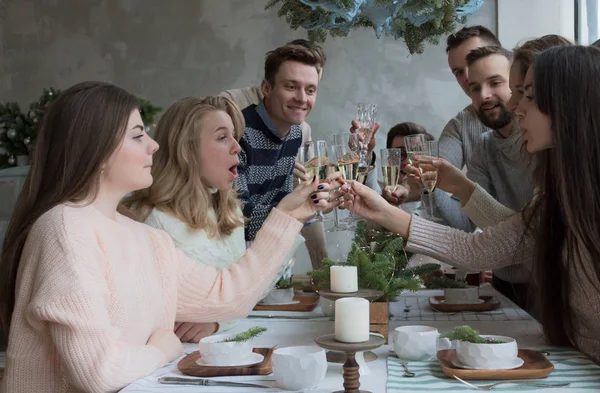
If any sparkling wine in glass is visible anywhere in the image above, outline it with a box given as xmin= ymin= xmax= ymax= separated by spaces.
xmin=325 ymin=145 xmax=351 ymax=232
xmin=416 ymin=141 xmax=440 ymax=220
xmin=300 ymin=140 xmax=330 ymax=222
xmin=333 ymin=133 xmax=363 ymax=223
xmin=403 ymin=134 xmax=427 ymax=167
xmin=380 ymin=148 xmax=403 ymax=192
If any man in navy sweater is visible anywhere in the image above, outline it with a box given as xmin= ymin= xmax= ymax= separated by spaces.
xmin=237 ymin=44 xmax=323 ymax=241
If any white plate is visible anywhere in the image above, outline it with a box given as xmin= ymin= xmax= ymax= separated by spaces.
xmin=451 ymin=357 xmax=525 ymax=370
xmin=196 ymin=352 xmax=265 ymax=368
xmin=258 ymin=300 xmax=301 ymax=306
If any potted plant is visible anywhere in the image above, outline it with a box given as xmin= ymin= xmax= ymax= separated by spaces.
xmin=309 ymin=222 xmax=440 ymax=342
xmin=439 ymin=326 xmax=518 ymax=369
xmin=426 ymin=275 xmax=480 ymax=305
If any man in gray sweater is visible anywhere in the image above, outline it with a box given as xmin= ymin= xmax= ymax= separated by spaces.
xmin=439 ymin=25 xmax=500 ymax=169
xmin=435 ymin=46 xmax=535 ymax=309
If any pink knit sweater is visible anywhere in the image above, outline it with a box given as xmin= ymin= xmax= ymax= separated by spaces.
xmin=1 ymin=204 xmax=302 ymax=393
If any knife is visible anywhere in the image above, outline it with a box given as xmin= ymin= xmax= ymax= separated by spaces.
xmin=158 ymin=376 xmax=272 ymax=388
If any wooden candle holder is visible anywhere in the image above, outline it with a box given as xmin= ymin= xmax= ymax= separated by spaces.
xmin=315 ymin=333 xmax=385 ymax=393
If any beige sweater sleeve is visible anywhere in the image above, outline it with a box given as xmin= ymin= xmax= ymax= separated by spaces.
xmin=173 ymin=208 xmax=303 ymax=322
xmin=462 ymin=184 xmax=517 ymax=228
xmin=406 ymin=213 xmax=533 ymax=272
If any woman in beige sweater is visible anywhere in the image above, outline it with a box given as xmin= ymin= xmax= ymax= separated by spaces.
xmin=341 ymin=45 xmax=600 ymax=364
xmin=0 ymin=82 xmax=343 ymax=392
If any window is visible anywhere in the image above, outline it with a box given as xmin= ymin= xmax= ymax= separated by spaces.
xmin=576 ymin=0 xmax=599 ymax=44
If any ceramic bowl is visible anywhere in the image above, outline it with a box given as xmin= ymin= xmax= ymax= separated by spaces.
xmin=273 ymin=346 xmax=327 ymax=390
xmin=444 ymin=286 xmax=480 ymax=304
xmin=455 ymin=335 xmax=518 ymax=369
xmin=260 ymin=288 xmax=295 ymax=305
xmin=198 ymin=334 xmax=253 ymax=366
xmin=393 ymin=325 xmax=439 ymax=360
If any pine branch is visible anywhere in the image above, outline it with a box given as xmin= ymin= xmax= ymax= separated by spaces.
xmin=220 ymin=327 xmax=267 ymax=343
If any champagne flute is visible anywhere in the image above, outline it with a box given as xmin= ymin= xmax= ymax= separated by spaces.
xmin=380 ymin=148 xmax=403 ymax=193
xmin=300 ymin=140 xmax=330 ymax=222
xmin=333 ymin=133 xmax=363 ymax=223
xmin=325 ymin=145 xmax=350 ymax=232
xmin=416 ymin=141 xmax=440 ymax=221
xmin=403 ymin=134 xmax=427 ymax=166
xmin=356 ymin=102 xmax=378 ymax=168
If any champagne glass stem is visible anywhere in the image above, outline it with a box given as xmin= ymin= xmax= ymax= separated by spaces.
xmin=428 ymin=191 xmax=434 ymax=219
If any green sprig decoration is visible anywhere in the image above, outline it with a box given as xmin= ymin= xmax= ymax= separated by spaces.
xmin=220 ymin=327 xmax=268 ymax=343
xmin=309 ymin=221 xmax=440 ymax=302
xmin=265 ymin=0 xmax=475 ymax=54
xmin=426 ymin=276 xmax=468 ymax=289
xmin=138 ymin=97 xmax=162 ymax=126
xmin=0 ymin=88 xmax=60 ymax=168
xmin=440 ymin=325 xmax=505 ymax=344
xmin=275 ymin=279 xmax=304 ymax=289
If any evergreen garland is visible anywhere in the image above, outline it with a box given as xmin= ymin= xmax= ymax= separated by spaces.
xmin=309 ymin=221 xmax=440 ymax=302
xmin=265 ymin=0 xmax=482 ymax=54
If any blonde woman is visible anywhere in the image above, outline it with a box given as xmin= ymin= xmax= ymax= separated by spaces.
xmin=123 ymin=96 xmax=303 ymax=342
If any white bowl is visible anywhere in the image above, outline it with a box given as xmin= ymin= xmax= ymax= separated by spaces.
xmin=444 ymin=286 xmax=480 ymax=304
xmin=273 ymin=346 xmax=327 ymax=390
xmin=393 ymin=325 xmax=439 ymax=360
xmin=260 ymin=288 xmax=295 ymax=305
xmin=198 ymin=334 xmax=253 ymax=366
xmin=455 ymin=335 xmax=518 ymax=369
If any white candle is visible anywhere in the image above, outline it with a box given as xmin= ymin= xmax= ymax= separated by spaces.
xmin=335 ymin=297 xmax=370 ymax=343
xmin=330 ymin=265 xmax=358 ymax=293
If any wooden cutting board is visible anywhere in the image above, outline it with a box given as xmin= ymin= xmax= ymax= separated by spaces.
xmin=253 ymin=294 xmax=320 ymax=312
xmin=178 ymin=347 xmax=274 ymax=377
xmin=438 ymin=349 xmax=554 ymax=380
xmin=429 ymin=295 xmax=500 ymax=312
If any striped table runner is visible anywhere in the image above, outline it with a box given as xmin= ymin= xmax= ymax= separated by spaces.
xmin=387 ymin=348 xmax=600 ymax=392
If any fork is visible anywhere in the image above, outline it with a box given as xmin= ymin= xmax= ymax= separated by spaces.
xmin=453 ymin=375 xmax=571 ymax=391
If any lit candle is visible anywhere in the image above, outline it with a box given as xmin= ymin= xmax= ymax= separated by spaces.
xmin=335 ymin=297 xmax=370 ymax=343
xmin=330 ymin=265 xmax=358 ymax=293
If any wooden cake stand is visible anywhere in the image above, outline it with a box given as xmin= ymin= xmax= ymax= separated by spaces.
xmin=317 ymin=289 xmax=384 ymax=363
xmin=315 ymin=333 xmax=385 ymax=393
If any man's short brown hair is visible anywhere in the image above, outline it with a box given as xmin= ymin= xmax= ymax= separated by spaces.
xmin=446 ymin=25 xmax=500 ymax=53
xmin=264 ymin=45 xmax=322 ymax=86
xmin=466 ymin=45 xmax=513 ymax=67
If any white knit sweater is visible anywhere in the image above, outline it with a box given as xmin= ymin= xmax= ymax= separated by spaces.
xmin=144 ymin=207 xmax=246 ymax=334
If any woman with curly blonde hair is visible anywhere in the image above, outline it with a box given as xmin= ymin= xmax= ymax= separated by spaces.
xmin=123 ymin=96 xmax=307 ymax=342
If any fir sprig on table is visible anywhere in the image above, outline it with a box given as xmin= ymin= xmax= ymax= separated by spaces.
xmin=220 ymin=327 xmax=267 ymax=343
xmin=309 ymin=221 xmax=440 ymax=302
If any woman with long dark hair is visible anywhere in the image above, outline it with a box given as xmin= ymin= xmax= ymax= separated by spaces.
xmin=342 ymin=45 xmax=600 ymax=364
xmin=0 ymin=81 xmax=341 ymax=392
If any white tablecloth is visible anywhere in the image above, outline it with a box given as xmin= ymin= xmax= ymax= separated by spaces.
xmin=121 ymin=285 xmax=588 ymax=392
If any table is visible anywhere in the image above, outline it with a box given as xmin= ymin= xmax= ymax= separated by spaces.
xmin=122 ymin=285 xmax=589 ymax=392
